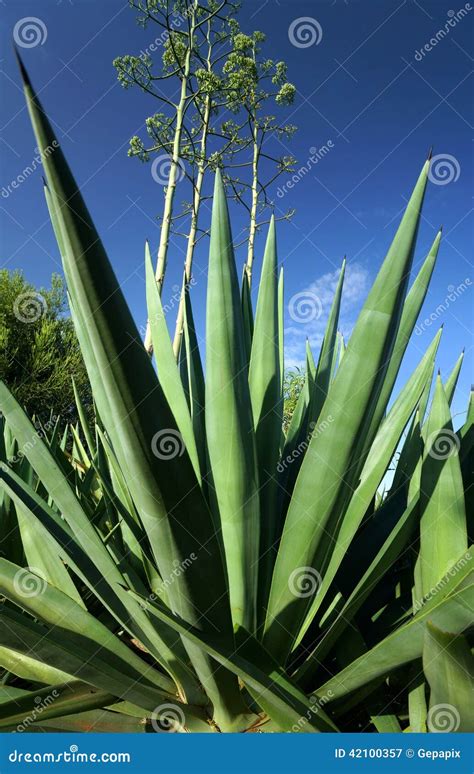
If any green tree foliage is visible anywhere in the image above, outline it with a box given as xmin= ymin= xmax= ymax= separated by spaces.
xmin=0 ymin=270 xmax=91 ymax=427
xmin=283 ymin=367 xmax=305 ymax=432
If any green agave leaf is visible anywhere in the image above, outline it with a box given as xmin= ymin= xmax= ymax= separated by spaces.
xmin=145 ymin=243 xmax=201 ymax=481
xmin=17 ymin=58 xmax=242 ymax=726
xmin=307 ymin=258 xmax=345 ymax=429
xmin=182 ymin=283 xmax=207 ymax=475
xmin=72 ymin=377 xmax=95 ymax=458
xmin=265 ymin=157 xmax=431 ymax=662
xmin=408 ymin=668 xmax=427 ymax=733
xmin=278 ymin=341 xmax=315 ymax=505
xmin=308 ymin=233 xmax=441 ymax=615
xmin=0 ymin=605 xmax=206 ymax=725
xmin=241 ymin=267 xmax=254 ymax=367
xmin=371 ymin=715 xmax=402 ymax=733
xmin=126 ymin=588 xmax=338 ymax=733
xmin=278 ymin=267 xmax=284 ymax=398
xmin=0 ymin=686 xmax=30 ymax=704
xmin=390 ymin=389 xmax=431 ymax=497
xmin=306 ymin=339 xmax=317 ymax=381
xmin=89 ymin=443 xmax=153 ymax=570
xmin=293 ymin=327 xmax=442 ymax=648
xmin=419 ymin=376 xmax=468 ymax=595
xmin=460 ymin=387 xmax=473 ymax=445
xmin=205 ymin=170 xmax=260 ymax=632
xmin=0 ymin=461 xmax=199 ymax=700
xmin=25 ymin=709 xmax=148 ymax=734
xmin=0 ymin=682 xmax=117 ymax=731
xmin=14 ymin=497 xmax=84 ymax=608
xmin=333 ymin=332 xmax=345 ymax=377
xmin=459 ymin=390 xmax=473 ymax=545
xmin=294 ymin=495 xmax=422 ymax=688
xmin=365 ymin=230 xmax=441 ymax=448
xmin=0 ymin=646 xmax=71 ymax=685
xmin=423 ymin=623 xmax=474 ymax=732
xmin=249 ymin=217 xmax=282 ymax=615
xmin=315 ymin=581 xmax=473 ymax=701
xmin=95 ymin=425 xmax=137 ymax=523
xmin=444 ymin=350 xmax=464 ymax=407
xmin=0 ymin=558 xmax=171 ymax=696
xmin=69 ymin=424 xmax=92 ymax=472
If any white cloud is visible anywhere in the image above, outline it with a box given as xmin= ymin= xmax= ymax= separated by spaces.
xmin=284 ymin=261 xmax=370 ymax=368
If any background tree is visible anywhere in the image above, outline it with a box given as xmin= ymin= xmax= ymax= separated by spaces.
xmin=114 ymin=0 xmax=297 ymax=354
xmin=0 ymin=270 xmax=91 ymax=428
xmin=282 ymin=367 xmax=305 ymax=432
xmin=223 ymin=23 xmax=297 ymax=287
xmin=114 ymin=0 xmax=242 ymax=353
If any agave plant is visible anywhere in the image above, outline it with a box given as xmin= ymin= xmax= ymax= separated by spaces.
xmin=0 ymin=55 xmax=471 ymax=734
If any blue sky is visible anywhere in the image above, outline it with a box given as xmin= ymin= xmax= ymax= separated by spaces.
xmin=1 ymin=0 xmax=472 ymax=422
